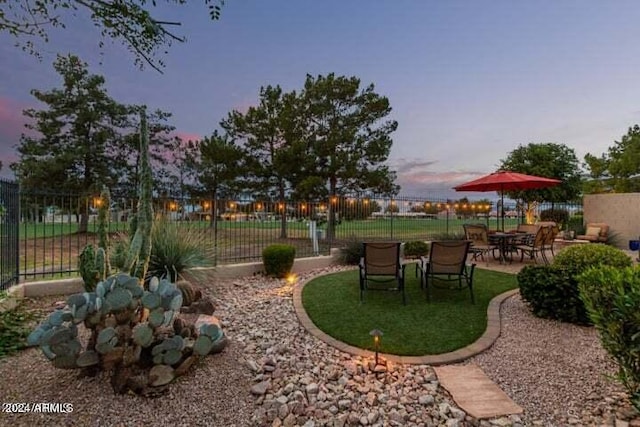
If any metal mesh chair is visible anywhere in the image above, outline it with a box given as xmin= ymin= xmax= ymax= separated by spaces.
xmin=418 ymin=240 xmax=476 ymax=303
xmin=463 ymin=223 xmax=498 ymax=264
xmin=514 ymin=226 xmax=549 ymax=264
xmin=359 ymin=242 xmax=406 ymax=304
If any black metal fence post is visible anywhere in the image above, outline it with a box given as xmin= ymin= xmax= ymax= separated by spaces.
xmin=0 ymin=179 xmax=20 ymax=290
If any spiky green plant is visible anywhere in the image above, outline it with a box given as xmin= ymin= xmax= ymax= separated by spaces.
xmin=147 ymin=218 xmax=214 ymax=282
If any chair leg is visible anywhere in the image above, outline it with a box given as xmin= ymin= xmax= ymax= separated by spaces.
xmin=425 ymin=276 xmax=431 ymax=302
xmin=359 ymin=277 xmax=364 ymax=303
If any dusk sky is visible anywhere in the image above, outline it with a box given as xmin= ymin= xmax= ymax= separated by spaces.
xmin=2 ymin=1 xmax=640 ymax=198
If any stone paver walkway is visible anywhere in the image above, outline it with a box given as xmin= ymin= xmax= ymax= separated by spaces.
xmin=434 ymin=364 xmax=523 ymax=419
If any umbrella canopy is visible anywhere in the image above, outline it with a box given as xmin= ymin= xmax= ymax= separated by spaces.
xmin=453 ymin=171 xmax=561 ymax=192
xmin=454 ymin=171 xmax=562 ymax=230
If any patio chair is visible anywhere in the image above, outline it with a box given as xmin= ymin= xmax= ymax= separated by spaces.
xmin=418 ymin=240 xmax=476 ymax=303
xmin=515 ymin=223 xmax=539 ymax=234
xmin=463 ymin=224 xmax=498 ymax=264
xmin=514 ymin=226 xmax=549 ymax=264
xmin=359 ymin=242 xmax=406 ymax=305
xmin=541 ymin=224 xmax=560 ymax=260
xmin=576 ymin=222 xmax=610 ymax=243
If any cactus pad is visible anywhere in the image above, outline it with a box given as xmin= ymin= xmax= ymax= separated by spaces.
xmin=132 ymin=323 xmax=153 ymax=347
xmin=142 ymin=292 xmax=161 ymax=310
xmin=76 ymin=351 xmax=99 ymax=367
xmin=193 ymin=335 xmax=214 ymax=356
xmin=106 ymin=288 xmax=133 ymax=311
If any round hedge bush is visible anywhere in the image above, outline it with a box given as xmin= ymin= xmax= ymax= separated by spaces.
xmin=553 ymin=244 xmax=632 ymax=273
xmin=262 ymin=244 xmax=296 ymax=278
xmin=518 ymin=244 xmax=632 ymax=324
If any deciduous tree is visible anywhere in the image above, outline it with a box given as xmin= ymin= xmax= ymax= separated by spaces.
xmin=499 ymin=143 xmax=582 ymax=223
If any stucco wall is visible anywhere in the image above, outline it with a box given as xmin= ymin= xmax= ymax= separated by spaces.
xmin=583 ymin=193 xmax=640 ymax=248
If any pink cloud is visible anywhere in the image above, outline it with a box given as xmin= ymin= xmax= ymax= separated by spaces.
xmin=170 ymin=131 xmax=202 ymax=143
xmin=0 ymin=97 xmax=30 ymax=139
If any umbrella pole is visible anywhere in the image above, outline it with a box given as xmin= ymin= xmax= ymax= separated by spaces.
xmin=501 ymin=191 xmax=505 ymax=232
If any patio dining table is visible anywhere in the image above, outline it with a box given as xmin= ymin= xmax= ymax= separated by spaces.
xmin=488 ymin=232 xmax=532 ymax=264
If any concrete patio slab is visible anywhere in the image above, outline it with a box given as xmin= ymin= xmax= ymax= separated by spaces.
xmin=434 ymin=363 xmax=523 ymax=419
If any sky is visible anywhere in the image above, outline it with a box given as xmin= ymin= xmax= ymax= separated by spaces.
xmin=2 ymin=0 xmax=640 ymax=199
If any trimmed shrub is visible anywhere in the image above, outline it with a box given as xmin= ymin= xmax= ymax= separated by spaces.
xmin=540 ymin=208 xmax=569 ymax=227
xmin=262 ymin=244 xmax=296 ymax=278
xmin=553 ymin=244 xmax=632 ymax=274
xmin=578 ymin=266 xmax=640 ymax=411
xmin=518 ymin=244 xmax=632 ymax=324
xmin=340 ymin=236 xmax=364 ymax=265
xmin=518 ymin=265 xmax=588 ymax=324
xmin=403 ymin=241 xmax=430 ymax=258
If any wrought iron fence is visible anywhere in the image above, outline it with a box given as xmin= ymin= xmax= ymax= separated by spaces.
xmin=1 ymin=179 xmax=19 ymax=290
xmin=16 ymin=190 xmax=583 ymax=280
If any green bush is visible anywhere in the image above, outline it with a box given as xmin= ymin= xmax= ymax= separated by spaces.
xmin=0 ymin=302 xmax=36 ymax=359
xmin=517 ymin=265 xmax=589 ymax=324
xmin=553 ymin=244 xmax=632 ymax=274
xmin=262 ymin=244 xmax=296 ymax=278
xmin=540 ymin=208 xmax=569 ymax=227
xmin=517 ymin=244 xmax=632 ymax=324
xmin=403 ymin=241 xmax=430 ymax=258
xmin=340 ymin=236 xmax=364 ymax=265
xmin=578 ymin=266 xmax=640 ymax=411
xmin=566 ymin=216 xmax=585 ymax=235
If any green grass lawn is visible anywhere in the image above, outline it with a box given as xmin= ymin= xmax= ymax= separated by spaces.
xmin=301 ymin=268 xmax=517 ymax=356
xmin=19 ymin=217 xmax=518 ymax=240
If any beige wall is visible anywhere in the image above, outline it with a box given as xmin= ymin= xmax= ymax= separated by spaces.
xmin=583 ymin=193 xmax=640 ymax=248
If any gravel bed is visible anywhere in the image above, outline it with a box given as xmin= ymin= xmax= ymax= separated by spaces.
xmin=469 ymin=294 xmax=636 ymax=426
xmin=1 ymin=268 xmax=639 ymax=427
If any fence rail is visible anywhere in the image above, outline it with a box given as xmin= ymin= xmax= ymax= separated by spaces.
xmin=14 ymin=190 xmax=583 ymax=281
xmin=1 ymin=179 xmax=19 ymax=290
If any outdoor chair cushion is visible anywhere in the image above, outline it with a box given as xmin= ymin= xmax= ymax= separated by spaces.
xmin=585 ymin=226 xmax=601 ymax=237
xmin=576 ymin=222 xmax=610 ymax=243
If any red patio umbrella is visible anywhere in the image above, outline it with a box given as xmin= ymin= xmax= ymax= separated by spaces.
xmin=454 ymin=170 xmax=562 ymax=231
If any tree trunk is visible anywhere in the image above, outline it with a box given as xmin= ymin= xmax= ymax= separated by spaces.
xmin=79 ymin=200 xmax=89 ymax=234
xmin=327 ymin=176 xmax=337 ymax=240
xmin=211 ymin=190 xmax=218 ymax=267
xmin=279 ymin=184 xmax=287 ymax=239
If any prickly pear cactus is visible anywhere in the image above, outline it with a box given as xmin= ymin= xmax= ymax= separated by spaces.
xmin=28 ymin=273 xmax=227 ymax=395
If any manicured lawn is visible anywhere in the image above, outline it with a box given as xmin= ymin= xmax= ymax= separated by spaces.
xmin=301 ymin=268 xmax=517 ymax=356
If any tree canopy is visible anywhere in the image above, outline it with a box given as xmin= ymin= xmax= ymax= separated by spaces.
xmin=584 ymin=125 xmax=640 ymax=193
xmin=0 ymin=0 xmax=225 ymax=72
xmin=499 ymin=142 xmax=582 ymax=203
xmin=11 ymin=54 xmax=130 ymax=195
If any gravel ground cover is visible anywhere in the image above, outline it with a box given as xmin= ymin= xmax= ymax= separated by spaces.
xmin=1 ymin=266 xmax=639 ymax=426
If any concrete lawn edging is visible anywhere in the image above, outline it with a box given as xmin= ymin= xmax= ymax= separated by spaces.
xmin=292 ymin=270 xmax=519 ymax=365
xmin=7 ymin=248 xmax=343 ymax=299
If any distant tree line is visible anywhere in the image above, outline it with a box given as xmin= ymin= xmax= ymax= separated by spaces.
xmin=11 ymin=56 xmax=399 ymax=238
